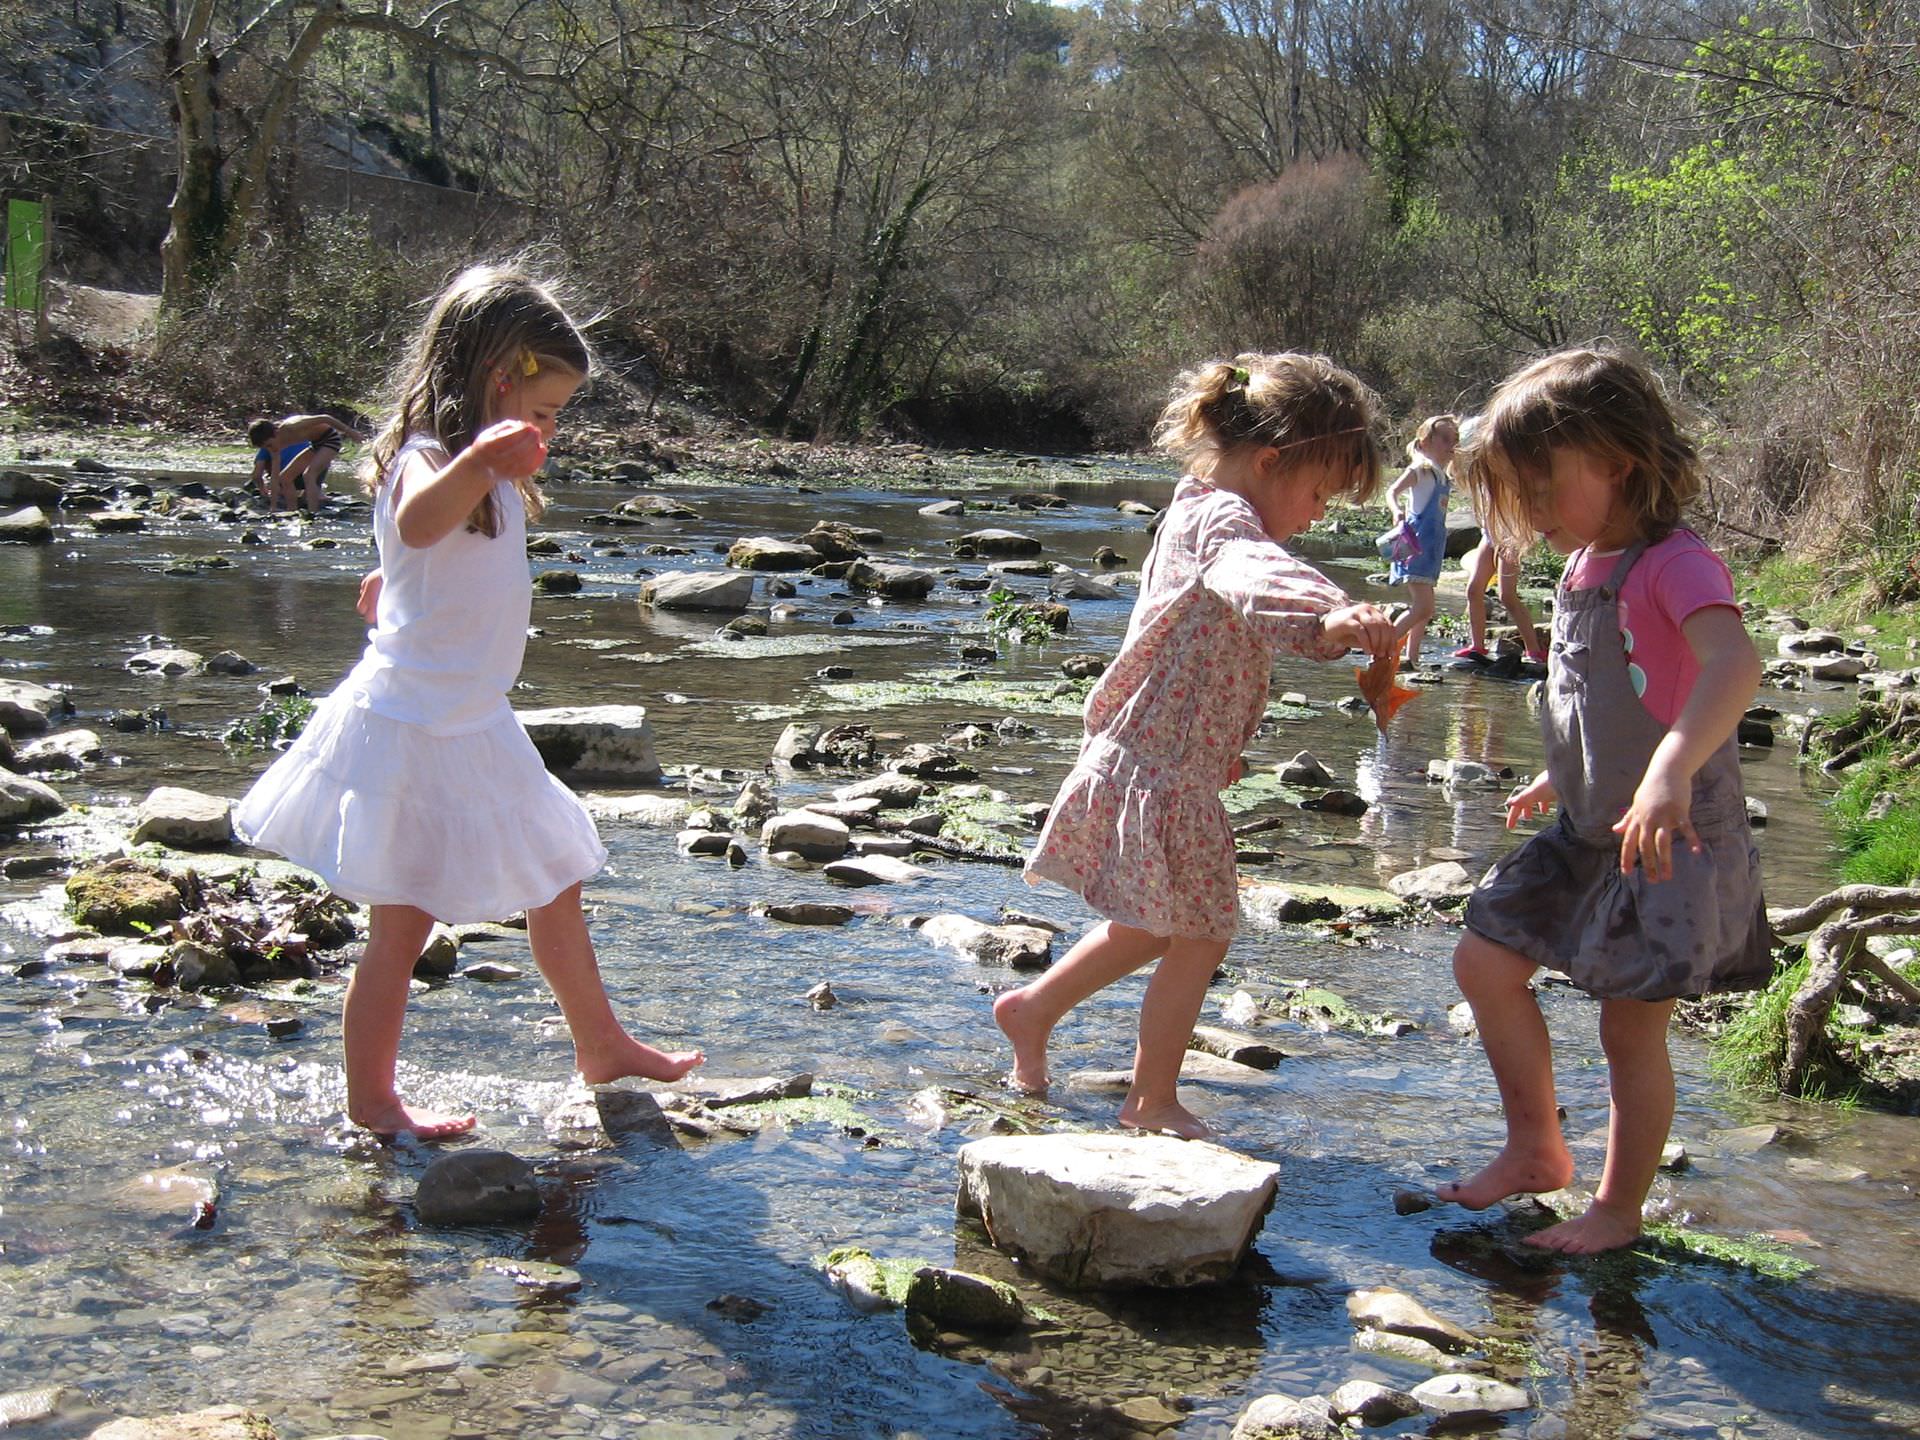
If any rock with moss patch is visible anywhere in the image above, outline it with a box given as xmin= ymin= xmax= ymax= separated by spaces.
xmin=66 ymin=861 xmax=184 ymax=933
xmin=905 ymin=1265 xmax=1025 ymax=1332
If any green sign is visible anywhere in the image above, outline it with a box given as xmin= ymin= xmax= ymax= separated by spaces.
xmin=5 ymin=199 xmax=45 ymax=312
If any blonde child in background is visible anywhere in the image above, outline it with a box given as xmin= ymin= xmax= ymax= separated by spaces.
xmin=1452 ymin=416 xmax=1546 ymax=665
xmin=1441 ymin=347 xmax=1771 ymax=1252
xmin=996 ymin=353 xmax=1397 ymax=1139
xmin=1385 ymin=414 xmax=1456 ymax=669
xmin=236 ymin=264 xmax=702 ymax=1139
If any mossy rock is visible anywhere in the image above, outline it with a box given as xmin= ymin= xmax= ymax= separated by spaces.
xmin=65 ymin=862 xmax=184 ymax=933
xmin=904 ymin=1265 xmax=1026 ymax=1332
xmin=816 ymin=1246 xmax=927 ymax=1309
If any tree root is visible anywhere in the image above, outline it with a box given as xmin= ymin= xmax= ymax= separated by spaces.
xmin=1779 ymin=903 xmax=1920 ymax=1092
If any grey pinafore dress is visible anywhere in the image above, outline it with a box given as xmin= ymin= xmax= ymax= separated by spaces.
xmin=1464 ymin=542 xmax=1773 ymax=1001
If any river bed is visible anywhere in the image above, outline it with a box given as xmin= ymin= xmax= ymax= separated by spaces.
xmin=1 ymin=455 xmax=1916 ymax=1440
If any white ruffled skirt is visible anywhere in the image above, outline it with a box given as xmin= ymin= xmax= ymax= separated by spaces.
xmin=233 ymin=690 xmax=607 ymax=924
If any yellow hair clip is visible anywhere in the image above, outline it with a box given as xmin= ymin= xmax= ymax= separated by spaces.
xmin=521 ymin=352 xmax=540 ymax=378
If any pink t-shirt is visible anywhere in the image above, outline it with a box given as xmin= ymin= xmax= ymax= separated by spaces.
xmin=1564 ymin=529 xmax=1739 ymax=727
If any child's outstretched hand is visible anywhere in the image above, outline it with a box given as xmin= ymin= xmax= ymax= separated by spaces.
xmin=468 ymin=418 xmax=549 ymax=481
xmin=1505 ymin=773 xmax=1556 ymax=829
xmin=1322 ymin=602 xmax=1397 ymax=656
xmin=1613 ymin=763 xmax=1699 ymax=883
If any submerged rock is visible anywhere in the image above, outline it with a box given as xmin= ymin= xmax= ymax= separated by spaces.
xmin=905 ymin=1265 xmax=1025 ymax=1332
xmin=126 ymin=647 xmax=203 ymax=675
xmin=956 ymin=1132 xmax=1280 ymax=1288
xmin=1408 ymin=1374 xmax=1531 ymax=1416
xmin=87 ymin=1406 xmax=279 ymax=1440
xmin=1347 ymin=1286 xmax=1480 ymax=1352
xmin=414 ymin=1149 xmax=540 ymax=1225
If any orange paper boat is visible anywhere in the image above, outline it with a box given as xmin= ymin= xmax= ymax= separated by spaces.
xmin=1355 ymin=650 xmax=1418 ymax=734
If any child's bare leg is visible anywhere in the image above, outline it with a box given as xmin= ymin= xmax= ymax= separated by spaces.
xmin=344 ymin=904 xmax=477 ymax=1138
xmin=1120 ymin=934 xmax=1230 ymax=1139
xmin=302 ymin=452 xmax=335 ymax=512
xmin=1497 ymin=556 xmax=1543 ymax=654
xmin=1438 ymin=931 xmax=1573 ymax=1207
xmin=1401 ymin=581 xmax=1436 ymax=667
xmin=1464 ymin=543 xmax=1495 ymax=651
xmin=525 ymin=883 xmax=702 ymax=1084
xmin=994 ymin=921 xmax=1166 ymax=1091
xmin=1528 ymin=997 xmax=1675 ymax=1254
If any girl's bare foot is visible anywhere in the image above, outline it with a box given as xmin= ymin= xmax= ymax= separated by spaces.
xmin=1118 ymin=1098 xmax=1212 ymax=1140
xmin=578 ymin=1039 xmax=704 ymax=1086
xmin=993 ymin=988 xmax=1051 ymax=1093
xmin=1436 ymin=1143 xmax=1574 ymax=1210
xmin=1524 ymin=1202 xmax=1642 ymax=1254
xmin=349 ymin=1100 xmax=477 ymax=1141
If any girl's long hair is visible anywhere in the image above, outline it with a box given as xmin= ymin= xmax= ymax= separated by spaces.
xmin=1153 ymin=351 xmax=1385 ymax=502
xmin=366 ymin=263 xmax=592 ymax=537
xmin=1460 ymin=347 xmax=1700 ymax=553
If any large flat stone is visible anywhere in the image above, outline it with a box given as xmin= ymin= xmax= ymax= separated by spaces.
xmin=956 ymin=1132 xmax=1279 ymax=1288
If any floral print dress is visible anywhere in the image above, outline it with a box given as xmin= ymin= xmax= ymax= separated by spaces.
xmin=1025 ymin=475 xmax=1352 ymax=940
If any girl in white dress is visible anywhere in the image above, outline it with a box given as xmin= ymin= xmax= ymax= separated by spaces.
xmin=236 ymin=264 xmax=702 ymax=1139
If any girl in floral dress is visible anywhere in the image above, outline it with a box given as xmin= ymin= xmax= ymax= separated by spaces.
xmin=995 ymin=353 xmax=1398 ymax=1138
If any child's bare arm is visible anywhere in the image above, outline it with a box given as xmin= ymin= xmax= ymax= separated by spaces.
xmin=1613 ymin=605 xmax=1761 ymax=881
xmin=1384 ymin=466 xmax=1417 ymax=516
xmin=393 ymin=420 xmax=546 ymax=548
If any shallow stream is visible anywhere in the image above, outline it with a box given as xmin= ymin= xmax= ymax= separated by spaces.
xmin=1 ymin=458 xmax=1916 ymax=1439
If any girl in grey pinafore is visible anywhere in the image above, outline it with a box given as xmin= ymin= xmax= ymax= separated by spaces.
xmin=1465 ymin=541 xmax=1773 ymax=999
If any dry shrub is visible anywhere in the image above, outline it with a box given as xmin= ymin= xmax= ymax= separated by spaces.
xmin=152 ymin=217 xmax=444 ymax=416
xmin=1191 ymin=155 xmax=1390 ymax=360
